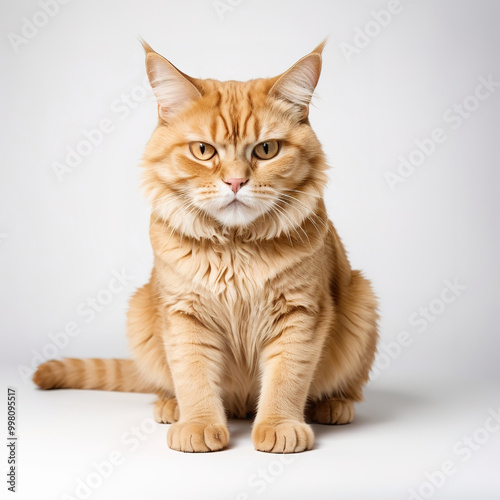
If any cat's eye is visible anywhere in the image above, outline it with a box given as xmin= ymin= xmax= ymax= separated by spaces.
xmin=189 ymin=142 xmax=216 ymax=161
xmin=253 ymin=140 xmax=280 ymax=160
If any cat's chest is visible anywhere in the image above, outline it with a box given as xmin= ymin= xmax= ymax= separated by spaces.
xmin=155 ymin=233 xmax=320 ymax=341
xmin=164 ymin=240 xmax=283 ymax=298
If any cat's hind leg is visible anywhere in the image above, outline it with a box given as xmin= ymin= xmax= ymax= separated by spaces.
xmin=154 ymin=397 xmax=179 ymax=424
xmin=309 ymin=398 xmax=354 ymax=424
xmin=309 ymin=270 xmax=378 ymax=425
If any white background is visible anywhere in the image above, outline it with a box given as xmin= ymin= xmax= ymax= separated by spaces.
xmin=1 ymin=1 xmax=499 ymax=499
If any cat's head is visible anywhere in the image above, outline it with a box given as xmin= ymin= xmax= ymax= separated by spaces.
xmin=141 ymin=40 xmax=328 ymax=241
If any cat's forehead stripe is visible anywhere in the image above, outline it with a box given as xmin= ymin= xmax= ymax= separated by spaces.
xmin=241 ymin=95 xmax=253 ymax=138
xmin=218 ymin=112 xmax=230 ymax=139
xmin=207 ymin=85 xmax=261 ymax=144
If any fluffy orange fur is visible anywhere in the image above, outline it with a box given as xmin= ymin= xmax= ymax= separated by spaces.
xmin=33 ymin=41 xmax=378 ymax=453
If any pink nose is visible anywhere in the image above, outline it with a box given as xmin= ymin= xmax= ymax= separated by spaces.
xmin=224 ymin=178 xmax=248 ymax=194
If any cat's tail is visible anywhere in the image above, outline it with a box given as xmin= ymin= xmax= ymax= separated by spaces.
xmin=33 ymin=358 xmax=155 ymax=393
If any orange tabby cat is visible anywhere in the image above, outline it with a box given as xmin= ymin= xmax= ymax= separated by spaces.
xmin=34 ymin=40 xmax=378 ymax=453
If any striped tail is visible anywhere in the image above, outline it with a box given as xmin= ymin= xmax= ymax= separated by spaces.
xmin=33 ymin=358 xmax=155 ymax=393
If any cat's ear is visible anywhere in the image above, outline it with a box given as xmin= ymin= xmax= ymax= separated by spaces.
xmin=140 ymin=39 xmax=202 ymax=121
xmin=268 ymin=40 xmax=326 ymax=118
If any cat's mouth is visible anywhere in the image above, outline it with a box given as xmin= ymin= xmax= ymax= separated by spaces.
xmin=225 ymin=199 xmax=248 ymax=208
xmin=209 ymin=196 xmax=265 ymax=227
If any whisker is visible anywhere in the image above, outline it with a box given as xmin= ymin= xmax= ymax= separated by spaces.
xmin=270 ymin=201 xmax=310 ymax=248
xmin=266 ymin=190 xmax=331 ymax=234
xmin=151 ymin=192 xmax=188 ymax=226
xmin=267 ymin=202 xmax=294 ymax=247
xmin=282 ymin=187 xmax=322 ymax=199
xmin=275 ymin=198 xmax=323 ymax=239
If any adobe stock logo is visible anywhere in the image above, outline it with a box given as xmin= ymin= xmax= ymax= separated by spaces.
xmin=213 ymin=0 xmax=244 ymax=21
xmin=408 ymin=407 xmax=500 ymax=500
xmin=60 ymin=417 xmax=158 ymax=500
xmin=235 ymin=455 xmax=295 ymax=499
xmin=384 ymin=74 xmax=499 ymax=191
xmin=7 ymin=0 xmax=72 ymax=53
xmin=18 ymin=269 xmax=134 ymax=385
xmin=371 ymin=278 xmax=467 ymax=380
xmin=339 ymin=0 xmax=410 ymax=63
xmin=51 ymin=76 xmax=151 ymax=182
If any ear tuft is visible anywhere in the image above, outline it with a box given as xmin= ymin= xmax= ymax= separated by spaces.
xmin=138 ymin=36 xmax=154 ymax=54
xmin=312 ymin=37 xmax=328 ymax=56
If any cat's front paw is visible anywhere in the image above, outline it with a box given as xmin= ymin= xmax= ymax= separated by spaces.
xmin=167 ymin=421 xmax=229 ymax=452
xmin=252 ymin=420 xmax=314 ymax=453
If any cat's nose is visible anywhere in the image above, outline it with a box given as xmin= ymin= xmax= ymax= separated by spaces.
xmin=224 ymin=178 xmax=248 ymax=194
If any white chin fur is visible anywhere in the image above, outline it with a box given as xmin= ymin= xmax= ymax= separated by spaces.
xmin=213 ymin=202 xmax=262 ymax=227
xmin=201 ymin=185 xmax=273 ymax=228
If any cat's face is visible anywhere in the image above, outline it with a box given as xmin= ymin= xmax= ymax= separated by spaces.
xmin=141 ymin=42 xmax=328 ymax=238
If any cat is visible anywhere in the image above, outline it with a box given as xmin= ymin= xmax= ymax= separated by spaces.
xmin=33 ymin=40 xmax=378 ymax=454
